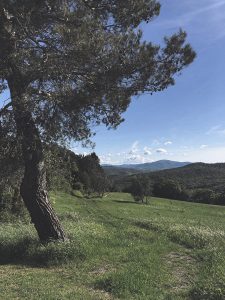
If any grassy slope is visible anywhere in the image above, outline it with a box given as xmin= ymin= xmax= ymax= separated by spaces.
xmin=0 ymin=192 xmax=225 ymax=299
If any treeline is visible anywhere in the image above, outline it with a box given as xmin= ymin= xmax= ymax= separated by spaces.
xmin=112 ymin=163 xmax=225 ymax=206
xmin=0 ymin=141 xmax=110 ymax=215
xmin=124 ymin=176 xmax=225 ymax=205
xmin=45 ymin=145 xmax=110 ymax=196
xmin=151 ymin=178 xmax=225 ymax=205
xmin=2 ymin=138 xmax=225 ymax=208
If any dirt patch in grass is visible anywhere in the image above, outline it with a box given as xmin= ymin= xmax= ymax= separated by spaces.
xmin=89 ymin=287 xmax=116 ymax=300
xmin=89 ymin=265 xmax=116 ymax=276
xmin=165 ymin=251 xmax=197 ymax=293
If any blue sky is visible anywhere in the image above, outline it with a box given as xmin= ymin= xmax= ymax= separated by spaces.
xmin=1 ymin=0 xmax=225 ymax=164
xmin=77 ymin=0 xmax=225 ymax=164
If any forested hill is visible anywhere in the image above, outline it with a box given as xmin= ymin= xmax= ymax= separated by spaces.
xmin=147 ymin=162 xmax=225 ymax=191
xmin=113 ymin=162 xmax=225 ymax=194
xmin=103 ymin=160 xmax=190 ymax=176
xmin=109 ymin=162 xmax=225 ymax=205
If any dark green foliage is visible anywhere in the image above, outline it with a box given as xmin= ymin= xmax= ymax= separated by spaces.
xmin=72 ymin=181 xmax=84 ymax=192
xmin=213 ymin=191 xmax=225 ymax=205
xmin=0 ymin=186 xmax=28 ymax=222
xmin=149 ymin=163 xmax=225 ymax=193
xmin=45 ymin=144 xmax=79 ymax=191
xmin=0 ymin=0 xmax=195 ymax=146
xmin=0 ymin=1 xmax=195 ymax=239
xmin=76 ymin=152 xmax=109 ymax=197
xmin=0 ymin=0 xmax=196 ymax=242
xmin=190 ymin=189 xmax=225 ymax=206
xmin=0 ymin=142 xmax=108 ymax=211
xmin=130 ymin=176 xmax=152 ymax=203
xmin=153 ymin=179 xmax=188 ymax=201
xmin=112 ymin=163 xmax=225 ymax=205
xmin=191 ymin=189 xmax=215 ymax=204
xmin=91 ymin=174 xmax=110 ymax=198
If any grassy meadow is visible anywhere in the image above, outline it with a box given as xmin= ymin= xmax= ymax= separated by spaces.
xmin=0 ymin=192 xmax=225 ymax=299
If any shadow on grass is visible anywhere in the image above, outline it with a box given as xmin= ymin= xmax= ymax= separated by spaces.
xmin=112 ymin=200 xmax=138 ymax=205
xmin=0 ymin=236 xmax=86 ymax=267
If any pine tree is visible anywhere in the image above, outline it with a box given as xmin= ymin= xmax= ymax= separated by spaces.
xmin=0 ymin=1 xmax=195 ymax=241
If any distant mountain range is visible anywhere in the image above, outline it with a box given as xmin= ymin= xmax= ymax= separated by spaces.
xmin=107 ymin=161 xmax=225 ymax=195
xmin=103 ymin=160 xmax=191 ymax=176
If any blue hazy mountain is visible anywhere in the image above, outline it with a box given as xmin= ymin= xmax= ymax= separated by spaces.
xmin=103 ymin=160 xmax=191 ymax=175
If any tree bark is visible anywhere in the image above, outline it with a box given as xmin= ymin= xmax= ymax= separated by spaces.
xmin=8 ymin=78 xmax=66 ymax=242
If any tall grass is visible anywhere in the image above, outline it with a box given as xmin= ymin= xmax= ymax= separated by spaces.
xmin=0 ymin=192 xmax=224 ymax=299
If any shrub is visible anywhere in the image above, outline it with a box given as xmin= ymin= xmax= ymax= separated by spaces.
xmin=73 ymin=181 xmax=84 ymax=191
xmin=130 ymin=177 xmax=151 ymax=204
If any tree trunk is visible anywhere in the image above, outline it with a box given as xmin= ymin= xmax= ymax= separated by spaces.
xmin=8 ymin=78 xmax=66 ymax=242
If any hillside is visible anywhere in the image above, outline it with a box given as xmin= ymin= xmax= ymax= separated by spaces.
xmin=102 ymin=165 xmax=143 ymax=176
xmin=0 ymin=192 xmax=225 ymax=299
xmin=112 ymin=162 xmax=225 ymax=193
xmin=103 ymin=160 xmax=190 ymax=176
xmin=147 ymin=162 xmax=225 ymax=191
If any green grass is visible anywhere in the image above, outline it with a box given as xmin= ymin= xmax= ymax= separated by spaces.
xmin=0 ymin=192 xmax=225 ymax=299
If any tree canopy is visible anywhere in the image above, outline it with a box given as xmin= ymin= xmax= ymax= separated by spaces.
xmin=0 ymin=0 xmax=195 ymax=241
xmin=0 ymin=0 xmax=195 ymax=145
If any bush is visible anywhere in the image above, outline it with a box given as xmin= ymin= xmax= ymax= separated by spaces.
xmin=71 ymin=189 xmax=84 ymax=198
xmin=213 ymin=192 xmax=225 ymax=205
xmin=0 ymin=187 xmax=29 ymax=222
xmin=73 ymin=181 xmax=84 ymax=191
xmin=130 ymin=177 xmax=151 ymax=204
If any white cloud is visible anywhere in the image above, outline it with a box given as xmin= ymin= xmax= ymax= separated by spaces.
xmin=129 ymin=141 xmax=139 ymax=154
xmin=99 ymin=155 xmax=120 ymax=165
xmin=143 ymin=146 xmax=152 ymax=156
xmin=164 ymin=141 xmax=172 ymax=146
xmin=82 ymin=152 xmax=89 ymax=156
xmin=156 ymin=148 xmax=168 ymax=154
xmin=127 ymin=154 xmax=153 ymax=164
xmin=99 ymin=141 xmax=225 ymax=165
xmin=127 ymin=155 xmax=140 ymax=161
xmin=71 ymin=147 xmax=78 ymax=153
xmin=206 ymin=125 xmax=225 ymax=136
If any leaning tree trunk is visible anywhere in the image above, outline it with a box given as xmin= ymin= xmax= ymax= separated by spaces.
xmin=8 ymin=78 xmax=66 ymax=242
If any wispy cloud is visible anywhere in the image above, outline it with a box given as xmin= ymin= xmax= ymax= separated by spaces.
xmin=164 ymin=141 xmax=172 ymax=146
xmin=156 ymin=148 xmax=168 ymax=154
xmin=126 ymin=154 xmax=153 ymax=164
xmin=147 ymin=0 xmax=225 ymax=45
xmin=206 ymin=125 xmax=225 ymax=136
xmin=158 ymin=0 xmax=225 ymax=29
xmin=143 ymin=147 xmax=152 ymax=155
xmin=129 ymin=141 xmax=139 ymax=154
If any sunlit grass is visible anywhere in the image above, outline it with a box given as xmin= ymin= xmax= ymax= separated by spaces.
xmin=0 ymin=192 xmax=224 ymax=299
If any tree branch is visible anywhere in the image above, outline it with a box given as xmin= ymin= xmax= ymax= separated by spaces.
xmin=0 ymin=101 xmax=12 ymax=116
